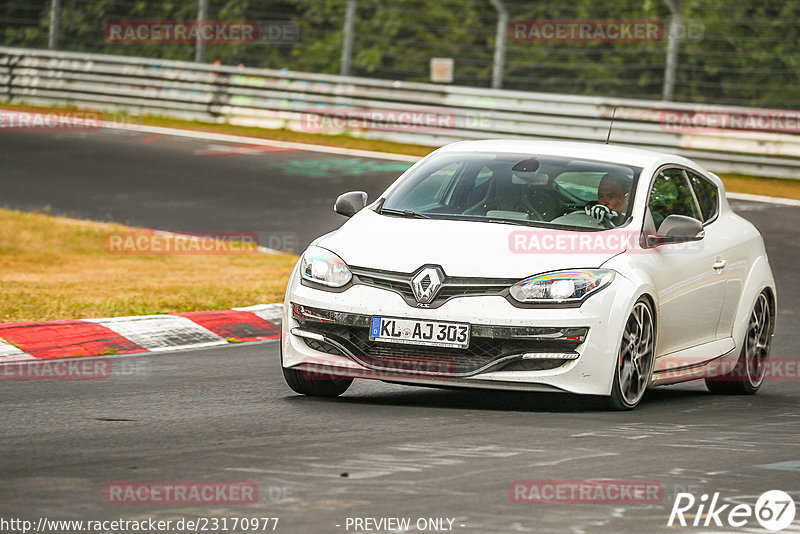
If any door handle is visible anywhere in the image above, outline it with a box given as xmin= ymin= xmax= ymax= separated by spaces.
xmin=713 ymin=259 xmax=727 ymax=270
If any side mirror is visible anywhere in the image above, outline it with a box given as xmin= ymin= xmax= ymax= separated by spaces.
xmin=334 ymin=191 xmax=368 ymax=217
xmin=646 ymin=214 xmax=704 ymax=247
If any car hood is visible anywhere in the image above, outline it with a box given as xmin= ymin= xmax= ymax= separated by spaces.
xmin=316 ymin=209 xmax=625 ymax=278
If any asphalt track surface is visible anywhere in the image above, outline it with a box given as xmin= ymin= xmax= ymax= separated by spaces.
xmin=0 ymin=128 xmax=413 ymax=253
xmin=1 ymin=128 xmax=799 ymax=533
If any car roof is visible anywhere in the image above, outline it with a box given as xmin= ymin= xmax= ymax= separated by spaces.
xmin=435 ymin=139 xmax=707 ymax=174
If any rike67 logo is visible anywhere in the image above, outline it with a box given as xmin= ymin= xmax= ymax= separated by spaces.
xmin=668 ymin=490 xmax=796 ymax=531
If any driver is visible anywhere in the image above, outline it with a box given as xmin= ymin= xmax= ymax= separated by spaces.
xmin=585 ymin=172 xmax=631 ymax=225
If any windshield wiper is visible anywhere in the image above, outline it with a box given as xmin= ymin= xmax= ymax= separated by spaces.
xmin=379 ymin=208 xmax=430 ymax=219
xmin=447 ymin=214 xmax=539 ymax=227
xmin=484 ymin=218 xmax=531 ymax=227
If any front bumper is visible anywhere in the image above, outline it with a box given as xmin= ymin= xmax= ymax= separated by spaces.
xmin=282 ymin=268 xmax=639 ymax=396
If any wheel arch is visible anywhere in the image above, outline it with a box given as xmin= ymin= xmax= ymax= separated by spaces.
xmin=763 ymin=285 xmax=777 ymax=329
xmin=637 ymin=291 xmax=658 ymax=336
xmin=609 ymin=267 xmax=660 ymax=356
xmin=731 ymin=255 xmax=776 ymax=350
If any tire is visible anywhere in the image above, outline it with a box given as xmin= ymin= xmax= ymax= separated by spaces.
xmin=282 ymin=366 xmax=353 ymax=397
xmin=706 ymin=290 xmax=773 ymax=395
xmin=607 ymin=298 xmax=656 ymax=411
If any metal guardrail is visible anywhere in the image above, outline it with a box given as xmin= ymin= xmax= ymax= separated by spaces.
xmin=2 ymin=46 xmax=800 ymax=179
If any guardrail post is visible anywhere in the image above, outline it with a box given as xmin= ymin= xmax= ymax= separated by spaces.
xmin=340 ymin=0 xmax=357 ymax=76
xmin=662 ymin=0 xmax=681 ymax=101
xmin=48 ymin=0 xmax=61 ymax=49
xmin=195 ymin=0 xmax=209 ymax=63
xmin=5 ymin=54 xmax=20 ymax=100
xmin=489 ymin=0 xmax=508 ymax=89
xmin=208 ymin=68 xmax=228 ymax=120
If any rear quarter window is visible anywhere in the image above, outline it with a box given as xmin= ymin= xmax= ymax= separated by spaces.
xmin=686 ymin=171 xmax=719 ymax=222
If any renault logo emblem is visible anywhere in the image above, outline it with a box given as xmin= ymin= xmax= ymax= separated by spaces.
xmin=411 ymin=267 xmax=443 ymax=304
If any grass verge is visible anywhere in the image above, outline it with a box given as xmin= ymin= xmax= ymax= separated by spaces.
xmin=715 ymin=174 xmax=800 ymax=201
xmin=0 ymin=208 xmax=297 ymax=322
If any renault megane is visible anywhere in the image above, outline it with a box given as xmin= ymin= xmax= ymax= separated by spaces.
xmin=280 ymin=140 xmax=776 ymax=410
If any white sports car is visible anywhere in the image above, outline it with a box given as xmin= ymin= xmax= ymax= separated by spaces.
xmin=280 ymin=140 xmax=776 ymax=409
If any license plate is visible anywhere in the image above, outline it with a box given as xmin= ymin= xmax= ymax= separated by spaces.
xmin=369 ymin=317 xmax=470 ymax=349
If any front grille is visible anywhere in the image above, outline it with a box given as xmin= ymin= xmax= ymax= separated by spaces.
xmin=295 ymin=315 xmax=583 ymax=377
xmin=436 ymin=285 xmax=504 ymax=299
xmin=353 ymin=272 xmax=415 ymax=300
xmin=350 ymin=266 xmax=512 ymax=308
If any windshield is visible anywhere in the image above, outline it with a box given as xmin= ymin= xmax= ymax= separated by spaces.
xmin=380 ymin=152 xmax=641 ymax=230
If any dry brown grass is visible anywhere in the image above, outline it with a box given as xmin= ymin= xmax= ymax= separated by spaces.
xmin=718 ymin=173 xmax=800 ymax=201
xmin=0 ymin=209 xmax=297 ymax=322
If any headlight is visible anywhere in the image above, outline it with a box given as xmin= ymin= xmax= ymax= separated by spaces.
xmin=510 ymin=269 xmax=614 ymax=304
xmin=300 ymin=246 xmax=352 ymax=288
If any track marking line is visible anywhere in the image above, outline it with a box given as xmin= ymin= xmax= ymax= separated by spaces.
xmin=100 ymin=121 xmax=422 ymax=162
xmin=727 ymin=191 xmax=800 ymax=207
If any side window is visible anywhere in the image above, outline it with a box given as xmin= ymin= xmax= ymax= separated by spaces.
xmin=648 ymin=168 xmax=702 ymax=230
xmin=686 ymin=171 xmax=719 ymax=222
